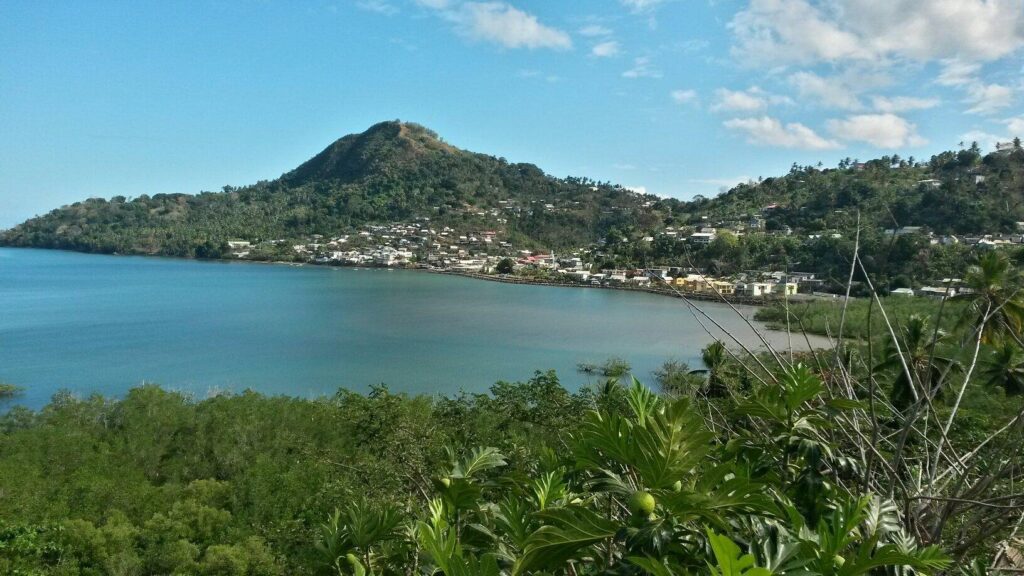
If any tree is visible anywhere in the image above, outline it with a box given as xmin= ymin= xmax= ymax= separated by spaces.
xmin=979 ymin=340 xmax=1024 ymax=395
xmin=653 ymin=359 xmax=703 ymax=396
xmin=689 ymin=340 xmax=730 ymax=397
xmin=496 ymin=258 xmax=515 ymax=274
xmin=958 ymin=251 xmax=1024 ymax=343
xmin=874 ymin=314 xmax=959 ymax=410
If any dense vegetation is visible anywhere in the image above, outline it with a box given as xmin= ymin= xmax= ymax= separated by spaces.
xmin=693 ymin=144 xmax=1024 ymax=236
xmin=754 ymin=297 xmax=967 ymax=339
xmin=0 ymin=383 xmax=23 ymax=398
xmin=2 ymin=124 xmax=1022 ymax=288
xmin=0 ymin=122 xmax=659 ymax=257
xmin=4 ymin=251 xmax=1024 ymax=574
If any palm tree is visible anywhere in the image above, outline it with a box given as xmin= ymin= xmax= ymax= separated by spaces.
xmin=979 ymin=340 xmax=1024 ymax=396
xmin=689 ymin=340 xmax=730 ymax=397
xmin=875 ymin=314 xmax=960 ymax=411
xmin=958 ymin=251 xmax=1024 ymax=344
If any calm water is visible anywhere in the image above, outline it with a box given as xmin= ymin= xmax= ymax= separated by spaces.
xmin=0 ymin=248 xmax=812 ymax=409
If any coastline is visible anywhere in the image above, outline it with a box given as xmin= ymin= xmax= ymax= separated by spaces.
xmin=1 ymin=245 xmax=793 ymax=307
xmin=228 ymin=258 xmax=785 ymax=308
xmin=0 ymin=245 xmax=806 ymax=311
xmin=425 ymin=268 xmax=777 ymax=307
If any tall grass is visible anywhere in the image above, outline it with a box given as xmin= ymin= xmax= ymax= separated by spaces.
xmin=755 ymin=296 xmax=966 ymax=339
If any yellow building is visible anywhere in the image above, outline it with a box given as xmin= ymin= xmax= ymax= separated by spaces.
xmin=673 ymin=275 xmax=735 ymax=295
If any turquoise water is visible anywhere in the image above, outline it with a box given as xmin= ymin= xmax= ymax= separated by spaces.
xmin=0 ymin=248 xmax=802 ymax=408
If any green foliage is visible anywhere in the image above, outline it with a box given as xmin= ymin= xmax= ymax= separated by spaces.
xmin=0 ymin=383 xmax=23 ymax=398
xmin=0 ymin=373 xmax=595 ymax=574
xmin=755 ymin=296 xmax=965 ymax=339
xmin=307 ymin=369 xmax=951 ymax=574
xmin=0 ymin=121 xmax=659 ymax=256
xmin=7 ymin=124 xmax=1023 ymax=287
xmin=6 ymin=352 xmax=1020 ymax=573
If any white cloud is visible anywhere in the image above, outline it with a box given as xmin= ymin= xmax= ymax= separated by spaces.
xmin=826 ymin=113 xmax=927 ymax=148
xmin=625 ymin=185 xmax=648 ymax=195
xmin=936 ymin=59 xmax=982 ymax=86
xmin=724 ymin=116 xmax=841 ymax=149
xmin=786 ymin=67 xmax=892 ymax=110
xmin=789 ymin=71 xmax=863 ymax=110
xmin=934 ymin=59 xmax=1016 ymax=115
xmin=672 ymin=39 xmax=710 ymax=53
xmin=622 ymin=57 xmax=662 ymax=78
xmin=621 ymin=0 xmax=667 ymax=12
xmin=711 ymin=86 xmax=791 ymax=112
xmin=592 ymin=40 xmax=621 ymax=57
xmin=960 ymin=118 xmax=1024 ymax=150
xmin=730 ymin=0 xmax=1024 ymax=66
xmin=961 ymin=130 xmax=1007 ymax=151
xmin=729 ymin=0 xmax=866 ymax=65
xmin=517 ymin=69 xmax=559 ymax=82
xmin=671 ymin=89 xmax=698 ymax=104
xmin=357 ymin=0 xmax=399 ymax=15
xmin=964 ymin=82 xmax=1015 ymax=114
xmin=434 ymin=2 xmax=571 ymax=50
xmin=713 ymin=88 xmax=767 ymax=112
xmin=871 ymin=95 xmax=941 ymax=112
xmin=1006 ymin=116 xmax=1024 ymax=137
xmin=458 ymin=3 xmax=571 ymax=50
xmin=578 ymin=24 xmax=612 ymax=37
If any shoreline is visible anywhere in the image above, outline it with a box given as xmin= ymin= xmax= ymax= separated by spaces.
xmin=2 ymin=245 xmax=793 ymax=308
xmin=2 ymin=242 xmax=806 ymax=307
xmin=425 ymin=269 xmax=777 ymax=307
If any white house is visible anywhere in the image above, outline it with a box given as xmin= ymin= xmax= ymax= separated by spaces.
xmin=736 ymin=282 xmax=775 ymax=297
xmin=917 ymin=286 xmax=956 ymax=299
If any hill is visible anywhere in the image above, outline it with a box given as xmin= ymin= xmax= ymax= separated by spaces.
xmin=0 ymin=121 xmax=663 ymax=257
xmin=3 ymin=126 xmax=1023 ymax=287
xmin=590 ymin=144 xmax=1024 ymax=289
xmin=691 ymin=146 xmax=1024 ymax=235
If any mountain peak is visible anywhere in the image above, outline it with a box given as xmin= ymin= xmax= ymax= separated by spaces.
xmin=282 ymin=120 xmax=457 ymax=185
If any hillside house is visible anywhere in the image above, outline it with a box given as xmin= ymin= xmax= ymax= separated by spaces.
xmin=996 ymin=142 xmax=1017 ymax=154
xmin=689 ymin=232 xmax=716 ymax=245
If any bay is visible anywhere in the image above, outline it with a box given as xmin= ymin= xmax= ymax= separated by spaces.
xmin=0 ymin=248 xmax=819 ymax=409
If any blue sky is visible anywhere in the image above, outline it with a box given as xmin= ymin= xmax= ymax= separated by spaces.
xmin=1 ymin=0 xmax=1022 ymax=228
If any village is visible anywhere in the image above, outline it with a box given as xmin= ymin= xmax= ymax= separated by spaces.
xmin=220 ymin=207 xmax=1001 ymax=301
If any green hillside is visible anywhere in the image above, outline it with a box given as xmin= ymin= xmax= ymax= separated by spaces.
xmin=591 ymin=144 xmax=1024 ymax=289
xmin=690 ymin=145 xmax=1024 ymax=234
xmin=3 ymin=126 xmax=1023 ymax=287
xmin=0 ymin=121 xmax=663 ymax=257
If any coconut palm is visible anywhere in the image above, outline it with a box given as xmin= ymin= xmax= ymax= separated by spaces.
xmin=875 ymin=314 xmax=960 ymax=411
xmin=958 ymin=251 xmax=1024 ymax=344
xmin=979 ymin=339 xmax=1024 ymax=396
xmin=689 ymin=340 xmax=730 ymax=397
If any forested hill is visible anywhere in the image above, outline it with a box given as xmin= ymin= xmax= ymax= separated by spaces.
xmin=3 ymin=123 xmax=1023 ymax=261
xmin=684 ymin=144 xmax=1024 ymax=235
xmin=0 ymin=121 xmax=663 ymax=257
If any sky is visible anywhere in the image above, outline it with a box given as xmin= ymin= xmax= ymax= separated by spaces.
xmin=1 ymin=0 xmax=1023 ymax=228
